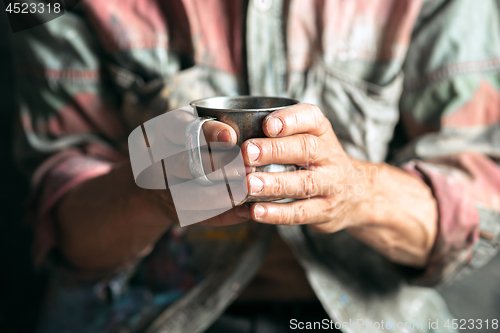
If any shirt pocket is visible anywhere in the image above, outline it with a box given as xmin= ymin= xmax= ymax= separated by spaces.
xmin=288 ymin=61 xmax=403 ymax=162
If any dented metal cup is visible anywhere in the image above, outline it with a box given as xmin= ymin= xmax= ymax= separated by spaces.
xmin=187 ymin=96 xmax=299 ymax=202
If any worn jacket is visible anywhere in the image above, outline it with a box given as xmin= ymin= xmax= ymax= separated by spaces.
xmin=12 ymin=0 xmax=500 ymax=332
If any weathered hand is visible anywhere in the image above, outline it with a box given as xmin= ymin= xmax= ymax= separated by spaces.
xmin=236 ymin=103 xmax=371 ymax=233
xmin=234 ymin=103 xmax=437 ymax=267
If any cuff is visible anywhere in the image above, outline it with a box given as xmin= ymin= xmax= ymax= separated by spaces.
xmin=401 ymin=159 xmax=480 ymax=286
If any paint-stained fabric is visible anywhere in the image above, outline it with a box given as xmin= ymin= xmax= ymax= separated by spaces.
xmin=12 ymin=0 xmax=500 ymax=332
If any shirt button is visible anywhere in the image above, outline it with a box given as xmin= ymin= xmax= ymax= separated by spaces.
xmin=254 ymin=0 xmax=272 ymax=12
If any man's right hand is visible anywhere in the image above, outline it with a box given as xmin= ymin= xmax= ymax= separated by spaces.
xmin=154 ymin=109 xmax=251 ymax=226
xmin=56 ymin=109 xmax=250 ymax=271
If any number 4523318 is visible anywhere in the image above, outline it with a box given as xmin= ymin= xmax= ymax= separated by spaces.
xmin=444 ymin=319 xmax=498 ymax=330
xmin=5 ymin=2 xmax=61 ymax=14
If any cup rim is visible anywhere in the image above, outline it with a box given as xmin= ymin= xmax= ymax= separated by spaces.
xmin=190 ymin=95 xmax=299 ymax=112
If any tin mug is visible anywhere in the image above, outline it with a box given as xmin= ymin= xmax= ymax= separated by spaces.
xmin=186 ymin=96 xmax=299 ymax=203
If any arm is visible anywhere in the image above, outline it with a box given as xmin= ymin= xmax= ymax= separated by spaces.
xmin=344 ymin=161 xmax=437 ymax=268
xmin=395 ymin=0 xmax=500 ymax=285
xmin=13 ymin=6 xmax=245 ymax=272
xmin=12 ymin=9 xmax=128 ymax=268
xmin=56 ymin=112 xmax=246 ymax=270
xmin=55 ymin=162 xmax=173 ymax=270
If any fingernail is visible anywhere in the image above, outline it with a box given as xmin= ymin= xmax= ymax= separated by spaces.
xmin=254 ymin=204 xmax=266 ymax=219
xmin=249 ymin=176 xmax=264 ymax=194
xmin=246 ymin=141 xmax=260 ymax=162
xmin=266 ymin=116 xmax=284 ymax=137
xmin=236 ymin=205 xmax=250 ymax=219
xmin=216 ymin=129 xmax=231 ymax=145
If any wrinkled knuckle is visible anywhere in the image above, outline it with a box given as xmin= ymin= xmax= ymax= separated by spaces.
xmin=299 ymin=135 xmax=319 ymax=163
xmin=308 ymin=104 xmax=321 ymax=116
xmin=276 ymin=207 xmax=290 ymax=224
xmin=303 ymin=103 xmax=320 ymax=119
xmin=292 ymin=111 xmax=301 ymax=132
xmin=272 ymin=176 xmax=285 ymax=196
xmin=270 ymin=139 xmax=286 ymax=160
xmin=277 ymin=208 xmax=293 ymax=225
xmin=294 ymin=204 xmax=308 ymax=224
xmin=307 ymin=135 xmax=320 ymax=162
xmin=301 ymin=173 xmax=318 ymax=196
xmin=299 ymin=135 xmax=308 ymax=156
xmin=307 ymin=104 xmax=325 ymax=130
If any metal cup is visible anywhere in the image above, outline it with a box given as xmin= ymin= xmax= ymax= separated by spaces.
xmin=187 ymin=96 xmax=299 ymax=202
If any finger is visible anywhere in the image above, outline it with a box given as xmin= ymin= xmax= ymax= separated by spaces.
xmin=167 ymin=178 xmax=247 ymax=210
xmin=160 ymin=110 xmax=237 ymax=148
xmin=198 ymin=205 xmax=251 ymax=227
xmin=201 ymin=120 xmax=238 ymax=149
xmin=164 ymin=147 xmax=245 ymax=180
xmin=249 ymin=198 xmax=332 ymax=225
xmin=245 ymin=170 xmax=324 ymax=198
xmin=242 ymin=134 xmax=325 ymax=166
xmin=205 ymin=147 xmax=247 ymax=182
xmin=262 ymin=103 xmax=331 ymax=138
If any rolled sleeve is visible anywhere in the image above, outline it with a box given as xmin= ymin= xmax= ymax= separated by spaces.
xmin=397 ymin=0 xmax=500 ymax=286
xmin=29 ymin=149 xmax=114 ymax=267
xmin=401 ymin=152 xmax=500 ymax=286
xmin=12 ymin=8 xmax=128 ymax=270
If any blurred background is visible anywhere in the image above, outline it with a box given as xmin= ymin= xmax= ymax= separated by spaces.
xmin=0 ymin=6 xmax=499 ymax=333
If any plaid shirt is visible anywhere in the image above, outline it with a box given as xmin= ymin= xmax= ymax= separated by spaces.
xmin=12 ymin=0 xmax=500 ymax=332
